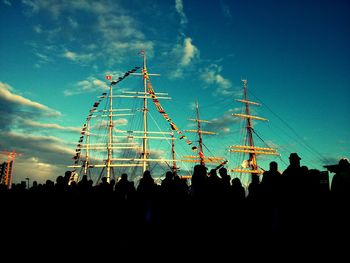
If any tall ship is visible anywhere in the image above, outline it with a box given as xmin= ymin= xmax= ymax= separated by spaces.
xmin=228 ymin=79 xmax=280 ymax=185
xmin=68 ymin=51 xmax=197 ymax=184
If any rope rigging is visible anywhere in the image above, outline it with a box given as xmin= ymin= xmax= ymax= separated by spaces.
xmin=247 ymin=89 xmax=328 ymax=166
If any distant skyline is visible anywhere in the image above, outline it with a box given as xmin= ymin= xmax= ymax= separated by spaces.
xmin=1 ymin=0 xmax=349 ymax=185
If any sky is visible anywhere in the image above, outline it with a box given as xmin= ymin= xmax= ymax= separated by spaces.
xmin=0 ymin=0 xmax=349 ymax=186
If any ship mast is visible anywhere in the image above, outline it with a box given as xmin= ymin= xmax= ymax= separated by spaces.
xmin=83 ymin=118 xmax=90 ymax=177
xmin=183 ymin=101 xmax=224 ymax=166
xmin=141 ymin=53 xmax=149 ymax=172
xmin=106 ymin=77 xmax=114 ymax=182
xmin=171 ymin=131 xmax=179 ymax=175
xmin=230 ymin=79 xmax=279 ymax=177
xmin=196 ymin=101 xmax=205 ymax=165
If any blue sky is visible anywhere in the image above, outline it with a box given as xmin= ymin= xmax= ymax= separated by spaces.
xmin=0 ymin=0 xmax=349 ymax=185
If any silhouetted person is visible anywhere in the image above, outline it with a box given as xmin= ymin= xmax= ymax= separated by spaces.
xmin=219 ymin=167 xmax=231 ymax=193
xmin=190 ymin=164 xmax=208 ymax=198
xmin=161 ymin=171 xmax=175 ymax=194
xmin=261 ymin=161 xmax=283 ymax=202
xmin=331 ymin=158 xmax=350 ymax=200
xmin=260 ymin=161 xmax=284 ymax=236
xmin=115 ymin=173 xmax=136 ymax=201
xmin=282 ymin=153 xmax=305 ymax=198
xmin=137 ymin=170 xmax=158 ymax=225
xmin=330 ymin=158 xmax=350 ymax=242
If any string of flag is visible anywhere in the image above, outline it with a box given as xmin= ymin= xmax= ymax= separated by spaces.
xmin=106 ymin=66 xmax=140 ymax=85
xmin=71 ymin=66 xmax=142 ymax=170
xmin=142 ymin=68 xmax=198 ymax=152
xmin=71 ymin=92 xmax=108 ymax=169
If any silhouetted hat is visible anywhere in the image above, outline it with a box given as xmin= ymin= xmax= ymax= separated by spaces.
xmin=289 ymin=153 xmax=301 ymax=160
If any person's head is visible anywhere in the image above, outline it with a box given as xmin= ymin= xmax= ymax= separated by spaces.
xmin=121 ymin=173 xmax=128 ymax=180
xmin=269 ymin=161 xmax=278 ymax=172
xmin=219 ymin=167 xmax=227 ymax=176
xmin=289 ymin=153 xmax=301 ymax=166
xmin=193 ymin=164 xmax=207 ymax=176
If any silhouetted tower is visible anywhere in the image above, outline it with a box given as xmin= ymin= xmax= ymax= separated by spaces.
xmin=0 ymin=150 xmax=20 ymax=189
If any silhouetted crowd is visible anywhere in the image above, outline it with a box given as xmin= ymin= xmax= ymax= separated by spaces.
xmin=1 ymin=153 xmax=349 ymax=257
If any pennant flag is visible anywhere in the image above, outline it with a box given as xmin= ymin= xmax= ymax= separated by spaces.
xmin=138 ymin=50 xmax=145 ymax=57
xmin=106 ymin=66 xmax=141 ymax=86
xmin=142 ymin=67 xmax=197 ymax=152
xmin=71 ymin=90 xmax=109 ymax=167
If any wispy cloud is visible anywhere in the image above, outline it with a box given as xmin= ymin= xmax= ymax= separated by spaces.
xmin=0 ymin=82 xmax=60 ymax=115
xmin=0 ymin=82 xmax=94 ymax=183
xmin=63 ymin=50 xmax=94 ymax=64
xmin=0 ymin=131 xmax=73 ymax=183
xmin=67 ymin=17 xmax=78 ymax=28
xmin=170 ymin=37 xmax=200 ymax=78
xmin=203 ymin=108 xmax=242 ymax=135
xmin=92 ymin=119 xmax=129 ymax=132
xmin=181 ymin=38 xmax=199 ymax=66
xmin=64 ymin=76 xmax=109 ymax=96
xmin=200 ymin=64 xmax=234 ymax=96
xmin=168 ymin=1 xmax=200 ymax=79
xmin=175 ymin=0 xmax=187 ymax=25
xmin=3 ymin=0 xmax=12 ymax=6
xmin=22 ymin=0 xmax=154 ymax=66
xmin=33 ymin=24 xmax=42 ymax=33
xmin=22 ymin=119 xmax=81 ymax=132
xmin=2 ymin=132 xmax=73 ymax=164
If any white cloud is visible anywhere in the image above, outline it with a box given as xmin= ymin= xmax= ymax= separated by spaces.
xmin=169 ymin=37 xmax=200 ymax=78
xmin=22 ymin=119 xmax=81 ymax=132
xmin=181 ymin=37 xmax=199 ymax=66
xmin=13 ymin=158 xmax=62 ymax=184
xmin=33 ymin=24 xmax=42 ymax=33
xmin=202 ymin=108 xmax=241 ymax=135
xmin=64 ymin=76 xmax=109 ymax=96
xmin=34 ymin=52 xmax=51 ymax=63
xmin=92 ymin=79 xmax=107 ymax=89
xmin=110 ymin=41 xmax=154 ymax=54
xmin=0 ymin=131 xmax=74 ymax=184
xmin=0 ymin=82 xmax=61 ymax=115
xmin=63 ymin=50 xmax=93 ymax=63
xmin=68 ymin=17 xmax=78 ymax=28
xmin=200 ymin=64 xmax=233 ymax=95
xmin=175 ymin=0 xmax=187 ymax=25
xmin=63 ymin=51 xmax=77 ymax=60
xmin=23 ymin=1 xmax=154 ymax=66
xmin=170 ymin=68 xmax=184 ymax=79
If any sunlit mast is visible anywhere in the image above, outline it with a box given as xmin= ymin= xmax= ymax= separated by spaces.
xmin=141 ymin=53 xmax=149 ymax=172
xmin=183 ymin=101 xmax=224 ymax=166
xmin=170 ymin=131 xmax=179 ymax=175
xmin=229 ymin=80 xmax=279 ymax=177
